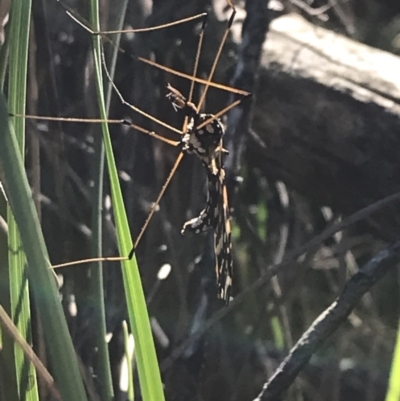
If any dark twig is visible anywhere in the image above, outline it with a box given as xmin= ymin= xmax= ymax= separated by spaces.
xmin=290 ymin=0 xmax=332 ymax=17
xmin=224 ymin=0 xmax=270 ymax=188
xmin=255 ymin=237 xmax=400 ymax=400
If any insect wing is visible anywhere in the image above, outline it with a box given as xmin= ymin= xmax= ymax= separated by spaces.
xmin=214 ymin=169 xmax=233 ymax=304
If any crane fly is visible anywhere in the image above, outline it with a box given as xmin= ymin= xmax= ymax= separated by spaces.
xmin=181 ymin=155 xmax=233 ymax=303
xmin=167 ymin=84 xmax=233 ymax=302
xmin=15 ymin=0 xmax=250 ymax=303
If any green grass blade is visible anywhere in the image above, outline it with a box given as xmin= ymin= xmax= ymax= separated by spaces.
xmin=0 ymin=93 xmax=88 ymax=401
xmin=89 ymin=1 xmax=165 ymax=400
xmin=6 ymin=1 xmax=38 ymax=399
xmin=89 ymin=2 xmax=128 ymax=400
xmin=386 ymin=318 xmax=400 ymax=401
xmin=0 ymin=184 xmax=18 ymax=400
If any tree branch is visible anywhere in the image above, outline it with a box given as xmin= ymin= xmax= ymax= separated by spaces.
xmin=255 ymin=237 xmax=400 ymax=400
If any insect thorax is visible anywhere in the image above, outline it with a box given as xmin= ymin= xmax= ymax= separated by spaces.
xmin=182 ymin=113 xmax=224 ymax=165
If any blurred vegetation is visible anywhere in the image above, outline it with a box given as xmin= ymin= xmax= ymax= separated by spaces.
xmin=1 ymin=0 xmax=400 ymax=400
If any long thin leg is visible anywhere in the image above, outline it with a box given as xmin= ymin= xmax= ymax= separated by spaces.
xmin=122 ymin=121 xmax=180 ymax=147
xmin=100 ymin=49 xmax=184 ymax=136
xmin=181 ymin=13 xmax=208 ymax=134
xmin=138 ymin=57 xmax=250 ymax=97
xmin=63 ymin=3 xmax=205 ymax=138
xmin=60 ymin=0 xmax=207 ymax=36
xmin=57 ymin=0 xmax=249 ymax=100
xmin=197 ymin=0 xmax=236 ymax=113
xmin=195 ymin=96 xmax=250 ymax=131
xmin=128 ymin=151 xmax=184 ymax=258
xmin=61 ymin=1 xmax=248 ymax=99
xmin=52 ymin=151 xmax=184 ymax=269
xmin=15 ymin=115 xmax=180 ymax=147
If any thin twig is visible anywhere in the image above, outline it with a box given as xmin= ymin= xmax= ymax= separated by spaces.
xmin=255 ymin=237 xmax=400 ymax=400
xmin=224 ymin=0 xmax=270 ymax=186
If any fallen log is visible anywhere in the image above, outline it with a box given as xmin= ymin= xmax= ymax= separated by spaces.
xmin=247 ymin=14 xmax=400 ymax=239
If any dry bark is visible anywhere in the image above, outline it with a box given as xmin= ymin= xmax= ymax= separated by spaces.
xmin=246 ymin=14 xmax=400 ymax=239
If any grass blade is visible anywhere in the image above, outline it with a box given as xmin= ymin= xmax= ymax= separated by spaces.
xmin=6 ymin=1 xmax=38 ymax=399
xmin=88 ymin=1 xmax=128 ymax=400
xmin=386 ymin=318 xmax=400 ymax=401
xmin=89 ymin=1 xmax=165 ymax=400
xmin=0 ymin=93 xmax=88 ymax=401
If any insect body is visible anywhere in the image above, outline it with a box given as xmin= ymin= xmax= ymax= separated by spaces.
xmin=182 ymin=113 xmax=224 ymax=168
xmin=181 ymin=163 xmax=221 ymax=234
xmin=213 ymin=164 xmax=233 ymax=303
xmin=167 ymin=84 xmax=233 ymax=304
xmin=182 ymin=155 xmax=233 ymax=303
xmin=167 ymin=84 xmax=224 ymax=168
